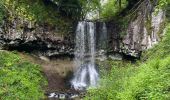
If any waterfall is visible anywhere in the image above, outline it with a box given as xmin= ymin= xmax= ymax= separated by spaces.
xmin=71 ymin=21 xmax=99 ymax=90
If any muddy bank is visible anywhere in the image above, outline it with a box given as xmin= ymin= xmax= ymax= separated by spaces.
xmin=18 ymin=53 xmax=75 ymax=93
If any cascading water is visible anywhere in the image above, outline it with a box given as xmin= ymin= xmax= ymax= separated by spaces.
xmin=71 ymin=21 xmax=99 ymax=90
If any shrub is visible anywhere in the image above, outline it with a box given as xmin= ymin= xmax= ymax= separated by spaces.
xmin=118 ymin=57 xmax=170 ymax=100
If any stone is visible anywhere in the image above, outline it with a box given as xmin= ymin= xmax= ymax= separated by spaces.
xmin=48 ymin=93 xmax=56 ymax=98
xmin=59 ymin=94 xmax=66 ymax=99
xmin=47 ymin=92 xmax=80 ymax=99
xmin=70 ymin=94 xmax=79 ymax=99
xmin=109 ymin=53 xmax=122 ymax=60
xmin=39 ymin=56 xmax=50 ymax=62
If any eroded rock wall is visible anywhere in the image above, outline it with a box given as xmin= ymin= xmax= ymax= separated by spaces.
xmin=0 ymin=10 xmax=166 ymax=59
xmin=122 ymin=10 xmax=165 ymax=57
xmin=0 ymin=18 xmax=74 ymax=57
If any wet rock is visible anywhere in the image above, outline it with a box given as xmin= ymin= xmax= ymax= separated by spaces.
xmin=69 ymin=94 xmax=79 ymax=99
xmin=59 ymin=93 xmax=66 ymax=99
xmin=96 ymin=50 xmax=107 ymax=61
xmin=47 ymin=92 xmax=80 ymax=99
xmin=54 ymin=94 xmax=59 ymax=98
xmin=48 ymin=93 xmax=56 ymax=98
xmin=108 ymin=53 xmax=122 ymax=60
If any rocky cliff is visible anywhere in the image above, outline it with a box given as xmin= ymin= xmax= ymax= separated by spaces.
xmin=107 ymin=7 xmax=166 ymax=58
xmin=121 ymin=10 xmax=165 ymax=57
xmin=0 ymin=10 xmax=166 ymax=58
xmin=0 ymin=18 xmax=74 ymax=57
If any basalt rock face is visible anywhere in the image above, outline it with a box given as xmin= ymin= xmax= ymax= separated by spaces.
xmin=107 ymin=10 xmax=166 ymax=58
xmin=0 ymin=18 xmax=74 ymax=57
xmin=121 ymin=10 xmax=165 ymax=57
xmin=106 ymin=21 xmax=121 ymax=53
xmin=0 ymin=10 xmax=165 ymax=58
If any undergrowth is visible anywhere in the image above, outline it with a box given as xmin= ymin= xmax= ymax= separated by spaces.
xmin=0 ymin=51 xmax=47 ymax=100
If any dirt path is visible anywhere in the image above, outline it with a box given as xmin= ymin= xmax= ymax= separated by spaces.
xmin=18 ymin=52 xmax=75 ymax=93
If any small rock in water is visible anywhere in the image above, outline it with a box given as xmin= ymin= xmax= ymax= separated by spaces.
xmin=59 ymin=93 xmax=66 ymax=99
xmin=48 ymin=93 xmax=56 ymax=98
xmin=47 ymin=92 xmax=80 ymax=99
xmin=70 ymin=94 xmax=79 ymax=99
xmin=54 ymin=94 xmax=59 ymax=98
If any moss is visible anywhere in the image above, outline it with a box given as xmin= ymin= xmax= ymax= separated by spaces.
xmin=157 ymin=21 xmax=166 ymax=38
xmin=145 ymin=17 xmax=153 ymax=35
xmin=0 ymin=4 xmax=6 ymax=24
xmin=113 ymin=16 xmax=130 ymax=38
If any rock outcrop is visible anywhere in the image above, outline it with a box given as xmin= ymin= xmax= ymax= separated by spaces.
xmin=0 ymin=9 xmax=166 ymax=59
xmin=121 ymin=10 xmax=165 ymax=57
xmin=0 ymin=18 xmax=74 ymax=57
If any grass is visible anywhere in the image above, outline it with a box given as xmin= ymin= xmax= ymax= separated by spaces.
xmin=0 ymin=51 xmax=47 ymax=100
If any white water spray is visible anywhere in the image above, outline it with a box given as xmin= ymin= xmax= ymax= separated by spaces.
xmin=71 ymin=21 xmax=99 ymax=90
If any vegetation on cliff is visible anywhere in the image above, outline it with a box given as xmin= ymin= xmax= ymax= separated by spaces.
xmin=0 ymin=0 xmax=76 ymax=35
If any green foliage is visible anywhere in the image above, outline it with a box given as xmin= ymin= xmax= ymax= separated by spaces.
xmin=55 ymin=0 xmax=82 ymax=19
xmin=81 ymin=0 xmax=101 ymax=18
xmin=118 ymin=57 xmax=170 ymax=100
xmin=155 ymin=0 xmax=170 ymax=12
xmin=85 ymin=61 xmax=137 ymax=100
xmin=53 ymin=0 xmax=128 ymax=20
xmin=0 ymin=0 xmax=129 ymax=24
xmin=85 ymin=24 xmax=170 ymax=100
xmin=100 ymin=0 xmax=128 ymax=20
xmin=0 ymin=51 xmax=47 ymax=100
xmin=0 ymin=3 xmax=6 ymax=24
xmin=0 ymin=0 xmax=75 ymax=35
xmin=157 ymin=0 xmax=170 ymax=8
xmin=0 ymin=0 xmax=58 ymax=23
xmin=55 ymin=0 xmax=101 ymax=19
